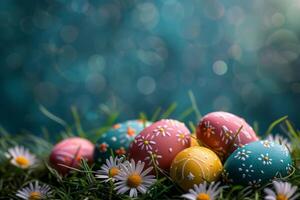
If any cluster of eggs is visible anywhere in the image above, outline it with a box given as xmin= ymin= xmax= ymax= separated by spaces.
xmin=49 ymin=120 xmax=150 ymax=174
xmin=49 ymin=111 xmax=293 ymax=191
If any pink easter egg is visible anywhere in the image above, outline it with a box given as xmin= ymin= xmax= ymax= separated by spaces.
xmin=49 ymin=137 xmax=94 ymax=175
xmin=129 ymin=119 xmax=191 ymax=172
xmin=196 ymin=111 xmax=259 ymax=159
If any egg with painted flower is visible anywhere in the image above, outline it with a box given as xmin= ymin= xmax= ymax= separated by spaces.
xmin=129 ymin=119 xmax=191 ymax=172
xmin=170 ymin=146 xmax=223 ymax=191
xmin=94 ymin=120 xmax=151 ymax=163
xmin=223 ymin=140 xmax=293 ymax=187
xmin=196 ymin=111 xmax=259 ymax=159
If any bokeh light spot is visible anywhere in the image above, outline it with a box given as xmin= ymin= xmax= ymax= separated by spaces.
xmin=133 ymin=2 xmax=159 ymax=30
xmin=271 ymin=13 xmax=285 ymax=27
xmin=213 ymin=95 xmax=232 ymax=111
xmin=60 ymin=25 xmax=79 ymax=43
xmin=137 ymin=76 xmax=156 ymax=95
xmin=213 ymin=60 xmax=228 ymax=75
xmin=88 ymin=54 xmax=106 ymax=72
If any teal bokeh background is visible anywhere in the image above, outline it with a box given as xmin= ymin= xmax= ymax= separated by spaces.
xmin=1 ymin=0 xmax=300 ymax=134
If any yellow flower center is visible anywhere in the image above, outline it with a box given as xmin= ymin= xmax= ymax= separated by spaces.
xmin=15 ymin=156 xmax=29 ymax=167
xmin=263 ymin=141 xmax=270 ymax=147
xmin=276 ymin=194 xmax=288 ymax=200
xmin=29 ymin=191 xmax=42 ymax=200
xmin=159 ymin=128 xmax=165 ymax=134
xmin=127 ymin=173 xmax=142 ymax=188
xmin=109 ymin=167 xmax=119 ymax=177
xmin=144 ymin=140 xmax=149 ymax=145
xmin=179 ymin=133 xmax=185 ymax=139
xmin=264 ymin=156 xmax=269 ymax=161
xmin=196 ymin=193 xmax=210 ymax=200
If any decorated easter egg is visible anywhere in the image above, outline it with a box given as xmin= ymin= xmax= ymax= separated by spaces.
xmin=129 ymin=119 xmax=191 ymax=171
xmin=190 ymin=134 xmax=200 ymax=147
xmin=224 ymin=140 xmax=293 ymax=187
xmin=170 ymin=146 xmax=223 ymax=191
xmin=196 ymin=111 xmax=258 ymax=158
xmin=49 ymin=137 xmax=94 ymax=175
xmin=94 ymin=120 xmax=151 ymax=163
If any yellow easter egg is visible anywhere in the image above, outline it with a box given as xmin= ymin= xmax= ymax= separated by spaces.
xmin=190 ymin=134 xmax=200 ymax=147
xmin=170 ymin=146 xmax=223 ymax=191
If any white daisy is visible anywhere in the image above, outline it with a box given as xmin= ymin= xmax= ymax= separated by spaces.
xmin=153 ymin=125 xmax=172 ymax=137
xmin=182 ymin=181 xmax=223 ymax=200
xmin=16 ymin=181 xmax=52 ymax=200
xmin=5 ymin=146 xmax=38 ymax=169
xmin=114 ymin=159 xmax=156 ymax=198
xmin=266 ymin=134 xmax=292 ymax=152
xmin=264 ymin=181 xmax=299 ymax=200
xmin=95 ymin=156 xmax=122 ymax=182
xmin=258 ymin=153 xmax=272 ymax=165
xmin=136 ymin=134 xmax=156 ymax=151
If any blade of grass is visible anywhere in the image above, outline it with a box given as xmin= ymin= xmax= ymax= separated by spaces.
xmin=161 ymin=103 xmax=177 ymax=119
xmin=39 ymin=105 xmax=70 ymax=130
xmin=285 ymin=120 xmax=298 ymax=139
xmin=151 ymin=107 xmax=162 ymax=122
xmin=139 ymin=112 xmax=148 ymax=121
xmin=188 ymin=90 xmax=202 ymax=121
xmin=0 ymin=126 xmax=9 ymax=136
xmin=71 ymin=106 xmax=85 ymax=137
xmin=253 ymin=121 xmax=259 ymax=135
xmin=178 ymin=107 xmax=194 ymax=120
xmin=264 ymin=115 xmax=288 ymax=136
xmin=188 ymin=121 xmax=196 ymax=133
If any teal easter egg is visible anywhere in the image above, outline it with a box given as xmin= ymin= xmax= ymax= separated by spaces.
xmin=224 ymin=140 xmax=293 ymax=187
xmin=94 ymin=120 xmax=151 ymax=163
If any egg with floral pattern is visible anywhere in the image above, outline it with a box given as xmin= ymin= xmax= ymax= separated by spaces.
xmin=223 ymin=140 xmax=293 ymax=187
xmin=196 ymin=111 xmax=259 ymax=159
xmin=129 ymin=119 xmax=191 ymax=172
xmin=94 ymin=120 xmax=151 ymax=163
xmin=49 ymin=137 xmax=94 ymax=175
xmin=170 ymin=146 xmax=223 ymax=191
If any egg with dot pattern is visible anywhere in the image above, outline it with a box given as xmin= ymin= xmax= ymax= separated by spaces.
xmin=197 ymin=111 xmax=259 ymax=159
xmin=94 ymin=120 xmax=151 ymax=163
xmin=223 ymin=140 xmax=293 ymax=187
xmin=170 ymin=146 xmax=223 ymax=191
xmin=129 ymin=119 xmax=191 ymax=172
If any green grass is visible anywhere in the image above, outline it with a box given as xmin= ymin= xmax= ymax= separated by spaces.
xmin=1 ymin=93 xmax=300 ymax=199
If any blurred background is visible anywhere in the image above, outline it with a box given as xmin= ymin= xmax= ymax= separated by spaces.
xmin=1 ymin=0 xmax=300 ymax=135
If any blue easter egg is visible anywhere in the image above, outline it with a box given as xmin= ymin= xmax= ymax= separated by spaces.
xmin=94 ymin=120 xmax=151 ymax=163
xmin=224 ymin=140 xmax=293 ymax=187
